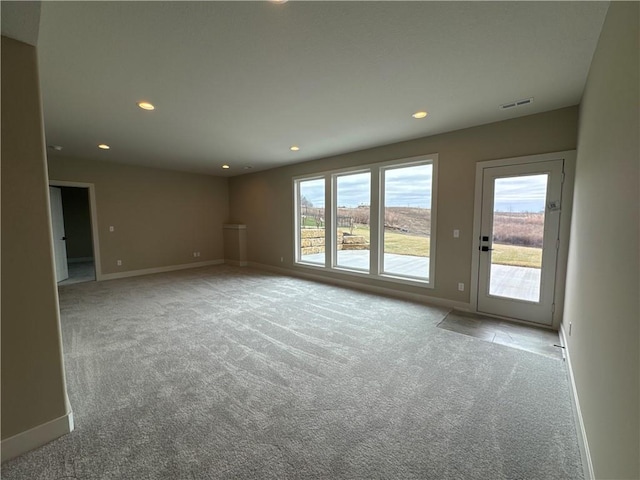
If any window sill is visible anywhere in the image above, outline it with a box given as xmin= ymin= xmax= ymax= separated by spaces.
xmin=294 ymin=261 xmax=434 ymax=289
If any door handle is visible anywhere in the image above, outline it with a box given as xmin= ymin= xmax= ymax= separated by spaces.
xmin=480 ymin=246 xmax=493 ymax=252
xmin=62 ymin=236 xmax=67 ymax=241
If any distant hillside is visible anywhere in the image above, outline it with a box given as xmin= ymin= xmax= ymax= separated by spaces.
xmin=493 ymin=212 xmax=544 ymax=247
xmin=382 ymin=207 xmax=431 ymax=236
xmin=302 ymin=207 xmax=544 ymax=246
xmin=333 ymin=206 xmax=431 ymax=237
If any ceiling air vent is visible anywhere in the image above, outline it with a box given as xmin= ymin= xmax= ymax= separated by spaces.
xmin=500 ymin=97 xmax=534 ymax=110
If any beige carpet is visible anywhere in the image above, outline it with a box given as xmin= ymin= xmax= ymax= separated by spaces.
xmin=2 ymin=265 xmax=583 ymax=479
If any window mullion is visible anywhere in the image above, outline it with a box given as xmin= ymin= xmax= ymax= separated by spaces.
xmin=327 ymin=175 xmax=335 ymax=269
xmin=369 ymin=168 xmax=381 ymax=275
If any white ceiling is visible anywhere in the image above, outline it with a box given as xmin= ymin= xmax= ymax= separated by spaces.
xmin=5 ymin=1 xmax=609 ymax=176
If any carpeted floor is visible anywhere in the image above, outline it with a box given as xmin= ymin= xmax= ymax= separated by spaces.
xmin=2 ymin=265 xmax=583 ymax=479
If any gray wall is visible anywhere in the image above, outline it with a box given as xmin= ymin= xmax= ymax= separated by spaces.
xmin=563 ymin=3 xmax=639 ymax=479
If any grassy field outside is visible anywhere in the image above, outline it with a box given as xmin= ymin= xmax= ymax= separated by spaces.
xmin=302 ymin=213 xmax=543 ymax=268
xmin=491 ymin=244 xmax=542 ymax=268
xmin=349 ymin=226 xmax=540 ymax=267
xmin=348 ymin=227 xmax=430 ymax=257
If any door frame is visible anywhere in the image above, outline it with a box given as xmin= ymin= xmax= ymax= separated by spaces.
xmin=49 ymin=186 xmax=70 ymax=282
xmin=49 ymin=180 xmax=104 ymax=281
xmin=470 ymin=150 xmax=576 ymax=329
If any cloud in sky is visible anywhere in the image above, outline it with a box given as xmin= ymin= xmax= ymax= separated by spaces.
xmin=299 ymin=178 xmax=325 ymax=208
xmin=299 ymin=169 xmax=548 ymax=213
xmin=337 ymin=172 xmax=370 ymax=207
xmin=384 ymin=164 xmax=432 ymax=208
xmin=494 ymin=174 xmax=548 ymax=212
xmin=298 ymin=164 xmax=433 ymax=209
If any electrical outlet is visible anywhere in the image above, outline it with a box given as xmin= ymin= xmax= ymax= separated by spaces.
xmin=193 ymin=252 xmax=197 ymax=257
xmin=453 ymin=229 xmax=460 ymax=238
xmin=280 ymin=257 xmax=284 ymax=263
xmin=109 ymin=226 xmax=115 ymax=232
xmin=196 ymin=252 xmax=200 ymax=257
xmin=117 ymin=260 xmax=122 ymax=266
xmin=458 ymin=282 xmax=464 ymax=292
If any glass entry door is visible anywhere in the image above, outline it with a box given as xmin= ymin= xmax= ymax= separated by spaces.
xmin=477 ymin=160 xmax=564 ymax=325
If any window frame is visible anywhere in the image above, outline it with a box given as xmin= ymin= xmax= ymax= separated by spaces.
xmin=378 ymin=159 xmax=437 ymax=284
xmin=294 ymin=175 xmax=326 ymax=266
xmin=332 ymin=168 xmax=372 ymax=273
xmin=293 ymin=153 xmax=438 ymax=288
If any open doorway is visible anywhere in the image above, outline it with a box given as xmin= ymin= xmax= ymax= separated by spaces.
xmin=49 ymin=182 xmax=101 ymax=285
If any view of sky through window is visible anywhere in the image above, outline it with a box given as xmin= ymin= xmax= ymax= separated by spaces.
xmin=299 ymin=178 xmax=324 ymax=208
xmin=384 ymin=164 xmax=432 ymax=208
xmin=336 ymin=172 xmax=370 ymax=207
xmin=300 ymin=166 xmax=433 ymax=208
xmin=494 ymin=175 xmax=548 ymax=212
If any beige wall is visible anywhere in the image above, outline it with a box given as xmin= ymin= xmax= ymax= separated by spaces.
xmin=1 ymin=37 xmax=70 ymax=439
xmin=229 ymin=107 xmax=578 ymax=303
xmin=48 ymin=157 xmax=229 ymax=275
xmin=223 ymin=225 xmax=247 ymax=264
xmin=563 ymin=3 xmax=639 ymax=479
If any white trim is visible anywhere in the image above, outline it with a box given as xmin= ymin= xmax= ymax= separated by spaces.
xmin=1 ymin=411 xmax=74 ymax=462
xmin=297 ymin=259 xmax=434 ymax=289
xmin=559 ymin=324 xmax=594 ymax=480
xmin=100 ymin=259 xmax=224 ymax=281
xmin=48 ymin=180 xmax=103 ymax=281
xmin=427 ymin=156 xmax=438 ymax=286
xmin=469 ymin=150 xmax=576 ymax=329
xmin=249 ymin=261 xmax=470 ymax=311
xmin=224 ymin=259 xmax=248 ymax=267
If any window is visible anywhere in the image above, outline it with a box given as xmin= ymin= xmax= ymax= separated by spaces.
xmin=381 ymin=163 xmax=433 ymax=281
xmin=294 ymin=154 xmax=437 ymax=287
xmin=295 ymin=177 xmax=325 ymax=265
xmin=335 ymin=171 xmax=371 ymax=272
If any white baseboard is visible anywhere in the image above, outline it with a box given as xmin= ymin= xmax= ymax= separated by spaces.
xmin=99 ymin=259 xmax=224 ymax=281
xmin=1 ymin=411 xmax=74 ymax=462
xmin=224 ymin=259 xmax=248 ymax=267
xmin=559 ymin=324 xmax=594 ymax=480
xmin=248 ymin=262 xmax=470 ymax=311
xmin=68 ymin=257 xmax=93 ymax=264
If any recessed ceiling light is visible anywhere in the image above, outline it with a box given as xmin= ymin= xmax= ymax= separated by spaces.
xmin=412 ymin=111 xmax=428 ymax=119
xmin=270 ymin=0 xmax=288 ymax=4
xmin=98 ymin=144 xmax=110 ymax=150
xmin=137 ymin=101 xmax=155 ymax=111
xmin=222 ymin=164 xmax=230 ymax=169
xmin=243 ymin=166 xmax=253 ymax=170
xmin=290 ymin=145 xmax=300 ymax=151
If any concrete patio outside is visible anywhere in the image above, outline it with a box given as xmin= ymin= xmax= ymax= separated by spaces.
xmin=301 ymin=250 xmax=541 ymax=302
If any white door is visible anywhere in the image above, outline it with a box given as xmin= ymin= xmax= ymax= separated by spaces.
xmin=477 ymin=160 xmax=564 ymax=325
xmin=49 ymin=186 xmax=69 ymax=282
